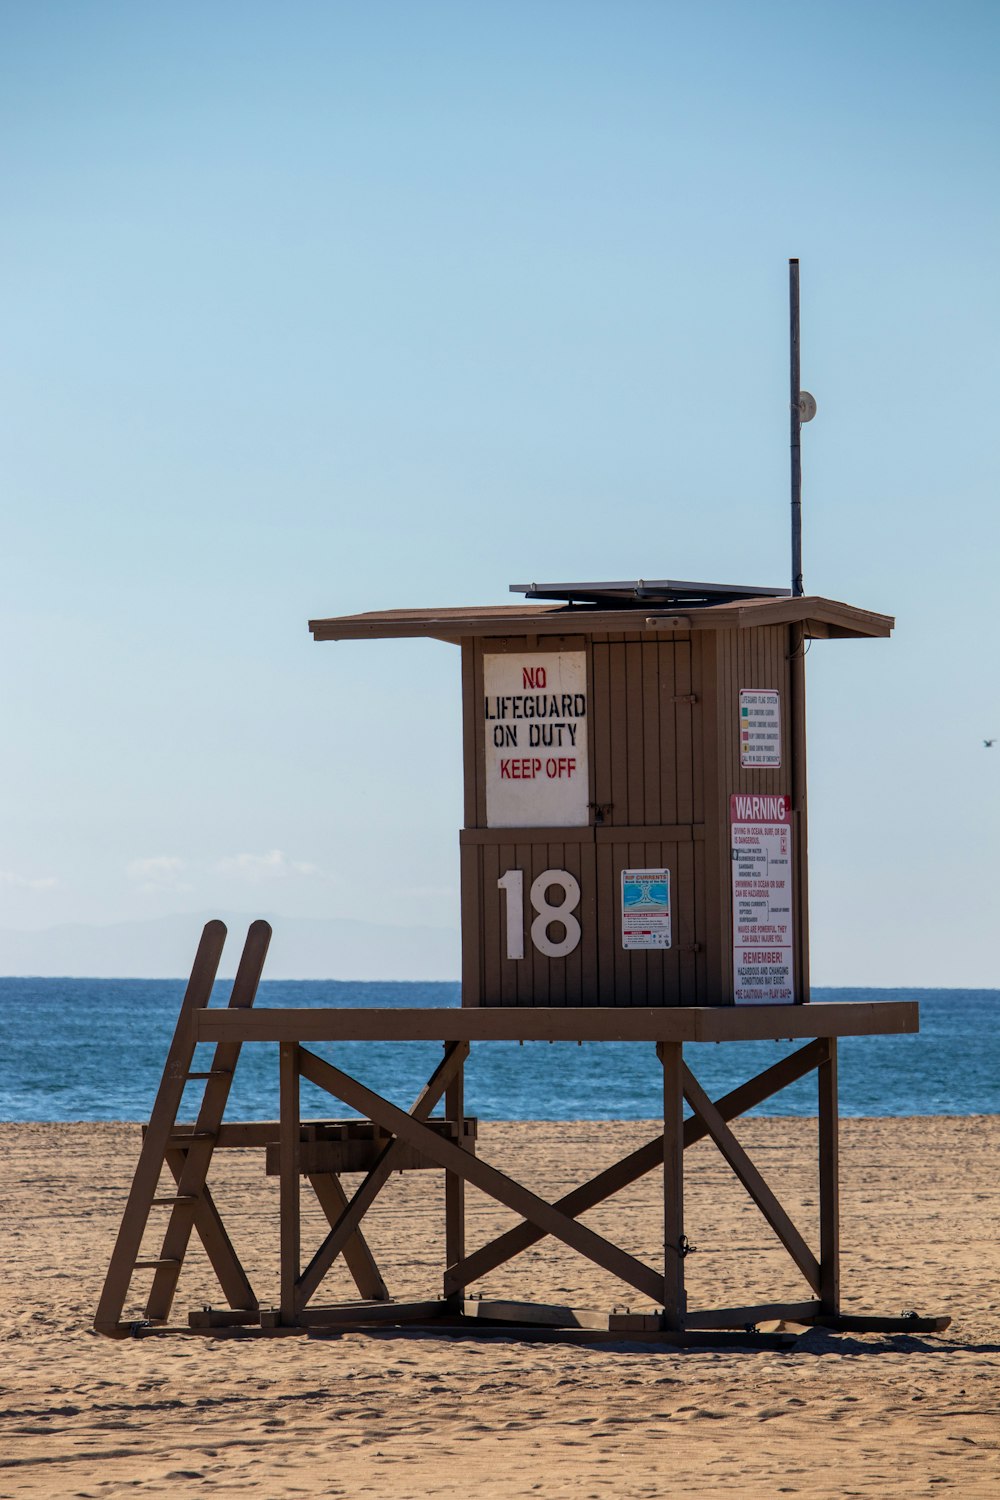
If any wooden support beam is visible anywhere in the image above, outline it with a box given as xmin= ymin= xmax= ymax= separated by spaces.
xmin=686 ymin=1300 xmax=822 ymax=1329
xmin=194 ymin=1001 xmax=919 ymax=1045
xmin=278 ymin=1041 xmax=301 ymax=1325
xmin=447 ymin=1039 xmax=827 ymax=1291
xmin=294 ymin=1042 xmax=469 ymax=1311
xmin=164 ymin=1116 xmax=478 ymax=1157
xmin=297 ymin=1048 xmax=665 ymax=1304
xmin=261 ymin=1299 xmax=450 ymax=1329
xmin=463 ymin=1299 xmax=612 ymax=1331
xmin=302 ymin=1323 xmax=799 ymax=1350
xmin=818 ymin=1037 xmax=840 ymax=1315
xmin=188 ymin=1307 xmax=261 ymax=1329
xmin=810 ymin=1313 xmax=951 ymax=1335
xmin=682 ymin=1064 xmax=822 ymax=1295
xmin=661 ymin=1042 xmax=685 ymax=1329
xmin=444 ymin=1046 xmax=466 ymax=1291
xmin=266 ymin=1129 xmax=474 ymax=1176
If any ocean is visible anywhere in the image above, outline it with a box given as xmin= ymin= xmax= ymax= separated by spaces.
xmin=1 ymin=979 xmax=997 ymax=1123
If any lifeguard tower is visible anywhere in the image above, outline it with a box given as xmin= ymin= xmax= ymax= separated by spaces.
xmin=95 ymin=267 xmax=945 ymax=1343
xmin=94 ymin=578 xmax=941 ymax=1343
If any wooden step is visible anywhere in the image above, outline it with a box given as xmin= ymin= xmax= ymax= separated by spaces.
xmin=185 ymin=1070 xmax=231 ymax=1080
xmin=151 ymin=1195 xmax=198 ymax=1206
xmin=133 ymin=1258 xmax=182 ymax=1270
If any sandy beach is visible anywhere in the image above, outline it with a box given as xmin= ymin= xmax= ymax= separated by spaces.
xmin=2 ymin=1114 xmax=998 ymax=1498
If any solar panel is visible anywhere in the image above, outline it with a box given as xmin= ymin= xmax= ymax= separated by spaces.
xmin=509 ymin=579 xmax=791 ymax=608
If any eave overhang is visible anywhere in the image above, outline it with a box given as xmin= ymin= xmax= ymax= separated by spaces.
xmin=309 ymin=595 xmax=893 ymax=645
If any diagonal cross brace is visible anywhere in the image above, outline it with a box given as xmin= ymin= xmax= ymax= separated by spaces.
xmin=682 ymin=1063 xmax=822 ymax=1295
xmin=298 ymin=1048 xmax=665 ymax=1304
xmin=447 ymin=1040 xmax=828 ymax=1292
xmin=163 ymin=1149 xmax=257 ymax=1313
xmin=307 ymin=1173 xmax=390 ymax=1303
xmin=295 ymin=1041 xmax=469 ymax=1310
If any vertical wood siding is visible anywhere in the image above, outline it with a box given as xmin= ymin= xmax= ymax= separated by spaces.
xmin=461 ymin=631 xmax=710 ymax=1007
xmin=460 ymin=625 xmax=804 ymax=1007
xmin=588 ymin=633 xmax=703 ymax=828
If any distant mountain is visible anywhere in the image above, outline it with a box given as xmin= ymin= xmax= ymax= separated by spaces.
xmin=0 ymin=911 xmax=460 ymax=981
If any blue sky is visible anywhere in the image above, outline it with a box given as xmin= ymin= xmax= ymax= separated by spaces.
xmin=2 ymin=1 xmax=998 ymax=981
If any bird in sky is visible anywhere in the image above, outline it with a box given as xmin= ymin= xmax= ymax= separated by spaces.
xmin=985 ymin=739 xmax=996 ymax=748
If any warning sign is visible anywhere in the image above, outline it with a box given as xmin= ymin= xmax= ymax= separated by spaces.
xmin=621 ymin=868 xmax=671 ymax=950
xmin=731 ymin=793 xmax=794 ymax=1004
xmin=484 ymin=652 xmax=589 ymax=827
xmin=739 ymin=689 xmax=781 ymax=768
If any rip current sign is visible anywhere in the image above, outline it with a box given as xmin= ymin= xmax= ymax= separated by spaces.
xmin=484 ymin=652 xmax=588 ymax=827
xmin=621 ymin=868 xmax=671 ymax=950
xmin=731 ymin=793 xmax=794 ymax=1004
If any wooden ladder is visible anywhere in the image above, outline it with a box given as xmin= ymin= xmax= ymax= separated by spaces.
xmin=94 ymin=919 xmax=270 ymax=1335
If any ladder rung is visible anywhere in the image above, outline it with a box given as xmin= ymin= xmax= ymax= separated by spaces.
xmin=169 ymin=1130 xmax=216 ymax=1141
xmin=134 ymin=1258 xmax=182 ymax=1269
xmin=185 ymin=1070 xmax=231 ymax=1079
xmin=151 ymin=1195 xmax=198 ymax=1205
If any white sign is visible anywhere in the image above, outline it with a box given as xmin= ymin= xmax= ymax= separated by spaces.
xmin=484 ymin=652 xmax=589 ymax=828
xmin=621 ymin=868 xmax=671 ymax=950
xmin=739 ymin=689 xmax=781 ymax=768
xmin=731 ymin=793 xmax=794 ymax=1004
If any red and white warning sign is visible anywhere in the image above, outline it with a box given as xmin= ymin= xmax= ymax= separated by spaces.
xmin=731 ymin=793 xmax=794 ymax=1004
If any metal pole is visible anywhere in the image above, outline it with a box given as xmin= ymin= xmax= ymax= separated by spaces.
xmin=789 ymin=258 xmax=803 ymax=597
xmin=788 ymin=258 xmax=809 ymax=1000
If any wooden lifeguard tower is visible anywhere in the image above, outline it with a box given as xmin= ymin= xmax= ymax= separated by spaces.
xmin=95 ymin=578 xmax=944 ymax=1343
xmin=95 ymin=265 xmax=945 ymax=1341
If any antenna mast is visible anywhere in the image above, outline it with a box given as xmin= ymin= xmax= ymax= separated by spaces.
xmin=789 ymin=258 xmax=803 ymax=597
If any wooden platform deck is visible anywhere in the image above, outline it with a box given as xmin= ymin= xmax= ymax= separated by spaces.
xmin=193 ymin=1001 xmax=918 ymax=1045
xmin=95 ymin=922 xmax=933 ymax=1343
